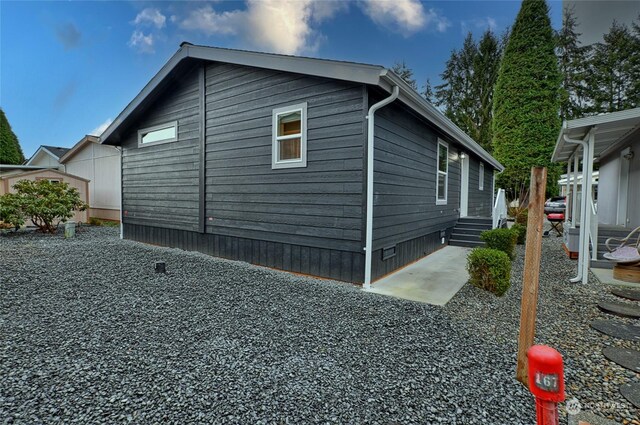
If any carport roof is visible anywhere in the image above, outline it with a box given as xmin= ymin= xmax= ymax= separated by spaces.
xmin=552 ymin=107 xmax=640 ymax=162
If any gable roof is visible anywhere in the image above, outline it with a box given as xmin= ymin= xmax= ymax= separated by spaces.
xmin=552 ymin=107 xmax=640 ymax=163
xmin=25 ymin=145 xmax=70 ymax=166
xmin=101 ymin=43 xmax=503 ymax=171
xmin=59 ymin=135 xmax=100 ymax=164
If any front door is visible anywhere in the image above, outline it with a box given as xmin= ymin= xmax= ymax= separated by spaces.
xmin=460 ymin=154 xmax=469 ymax=217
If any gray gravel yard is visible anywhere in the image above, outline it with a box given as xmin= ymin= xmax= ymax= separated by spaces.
xmin=0 ymin=226 xmax=637 ymax=424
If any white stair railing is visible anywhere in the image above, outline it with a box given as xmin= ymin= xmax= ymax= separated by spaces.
xmin=493 ymin=188 xmax=507 ymax=229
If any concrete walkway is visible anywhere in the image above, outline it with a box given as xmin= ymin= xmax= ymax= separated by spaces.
xmin=364 ymin=246 xmax=471 ymax=305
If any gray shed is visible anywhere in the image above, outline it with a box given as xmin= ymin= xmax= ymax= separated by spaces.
xmin=101 ymin=43 xmax=504 ymax=286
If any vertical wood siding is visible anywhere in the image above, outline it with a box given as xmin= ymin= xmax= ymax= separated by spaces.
xmin=203 ymin=63 xmax=366 ymax=252
xmin=467 ymin=156 xmax=493 ymax=217
xmin=121 ymin=66 xmax=201 ymax=232
xmin=371 ymin=98 xmax=461 ymax=251
xmin=123 ymin=223 xmax=365 ymax=283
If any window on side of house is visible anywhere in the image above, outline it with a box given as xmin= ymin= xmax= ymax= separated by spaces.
xmin=479 ymin=162 xmax=484 ymax=191
xmin=138 ymin=121 xmax=178 ymax=147
xmin=436 ymin=140 xmax=448 ymax=205
xmin=272 ymin=103 xmax=307 ymax=169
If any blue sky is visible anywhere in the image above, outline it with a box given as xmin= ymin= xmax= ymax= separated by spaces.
xmin=1 ymin=0 xmax=562 ymax=159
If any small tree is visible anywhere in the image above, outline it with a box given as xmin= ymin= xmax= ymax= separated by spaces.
xmin=391 ymin=60 xmax=418 ymax=91
xmin=1 ymin=109 xmax=26 ymax=165
xmin=5 ymin=179 xmax=88 ymax=233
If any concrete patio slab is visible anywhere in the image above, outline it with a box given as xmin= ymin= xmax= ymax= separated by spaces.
xmin=364 ymin=246 xmax=470 ymax=305
xmin=591 ymin=268 xmax=640 ymax=289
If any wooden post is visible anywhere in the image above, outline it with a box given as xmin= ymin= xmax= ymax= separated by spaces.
xmin=516 ymin=166 xmax=547 ymax=386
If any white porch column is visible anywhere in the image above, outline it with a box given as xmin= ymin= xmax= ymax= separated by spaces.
xmin=571 ymin=154 xmax=579 ymax=227
xmin=580 ymin=131 xmax=596 ymax=282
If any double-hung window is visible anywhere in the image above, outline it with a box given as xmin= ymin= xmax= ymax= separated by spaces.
xmin=436 ymin=140 xmax=448 ymax=205
xmin=479 ymin=162 xmax=484 ymax=190
xmin=138 ymin=121 xmax=177 ymax=147
xmin=272 ymin=103 xmax=307 ymax=169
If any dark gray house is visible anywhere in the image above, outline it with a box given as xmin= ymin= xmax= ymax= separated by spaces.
xmin=101 ymin=43 xmax=503 ymax=287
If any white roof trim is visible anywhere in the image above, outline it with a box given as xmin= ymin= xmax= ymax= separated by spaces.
xmin=100 ymin=43 xmax=503 ymax=171
xmin=552 ymin=108 xmax=640 ymax=162
xmin=25 ymin=146 xmax=62 ymax=166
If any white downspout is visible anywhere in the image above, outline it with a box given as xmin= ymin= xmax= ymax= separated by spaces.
xmin=571 ymin=154 xmax=579 ymax=227
xmin=363 ymin=85 xmax=399 ymax=289
xmin=563 ymin=132 xmax=592 ymax=283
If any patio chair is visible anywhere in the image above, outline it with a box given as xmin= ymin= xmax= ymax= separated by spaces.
xmin=544 ymin=212 xmax=564 ymax=237
xmin=603 ymin=226 xmax=640 ymax=283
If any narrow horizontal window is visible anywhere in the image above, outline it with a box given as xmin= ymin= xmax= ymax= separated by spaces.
xmin=138 ymin=121 xmax=178 ymax=147
xmin=436 ymin=140 xmax=448 ymax=205
xmin=479 ymin=162 xmax=484 ymax=191
xmin=272 ymin=103 xmax=307 ymax=169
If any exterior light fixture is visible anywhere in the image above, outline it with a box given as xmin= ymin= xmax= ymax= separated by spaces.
xmin=460 ymin=152 xmax=466 ymax=159
xmin=623 ymin=150 xmax=634 ymax=160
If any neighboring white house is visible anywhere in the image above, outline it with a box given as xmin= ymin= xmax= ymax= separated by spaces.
xmin=552 ymin=107 xmax=640 ymax=283
xmin=24 ymin=145 xmax=69 ymax=169
xmin=59 ymin=135 xmax=121 ymax=221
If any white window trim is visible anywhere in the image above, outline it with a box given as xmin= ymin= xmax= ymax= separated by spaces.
xmin=436 ymin=140 xmax=448 ymax=205
xmin=137 ymin=121 xmax=178 ymax=148
xmin=479 ymin=162 xmax=484 ymax=191
xmin=272 ymin=103 xmax=307 ymax=169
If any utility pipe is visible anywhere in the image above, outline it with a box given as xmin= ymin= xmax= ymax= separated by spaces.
xmin=363 ymin=85 xmax=399 ymax=289
xmin=563 ymin=132 xmax=593 ymax=283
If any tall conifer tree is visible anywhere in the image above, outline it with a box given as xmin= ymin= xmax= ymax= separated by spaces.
xmin=492 ymin=0 xmax=561 ymax=200
xmin=0 ymin=109 xmax=25 ymax=165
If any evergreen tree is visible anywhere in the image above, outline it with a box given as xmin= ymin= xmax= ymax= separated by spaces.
xmin=492 ymin=0 xmax=562 ymax=201
xmin=470 ymin=30 xmax=502 ymax=151
xmin=391 ymin=60 xmax=418 ymax=91
xmin=422 ymin=78 xmax=435 ymax=103
xmin=556 ymin=6 xmax=590 ymax=120
xmin=0 ymin=109 xmax=25 ymax=165
xmin=434 ymin=31 xmax=501 ymax=152
xmin=586 ymin=20 xmax=639 ymax=113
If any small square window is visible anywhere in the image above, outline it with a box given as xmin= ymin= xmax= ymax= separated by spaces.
xmin=138 ymin=121 xmax=178 ymax=147
xmin=272 ymin=103 xmax=307 ymax=169
xmin=436 ymin=140 xmax=448 ymax=205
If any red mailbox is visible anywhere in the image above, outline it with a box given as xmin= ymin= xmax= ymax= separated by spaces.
xmin=527 ymin=345 xmax=565 ymax=425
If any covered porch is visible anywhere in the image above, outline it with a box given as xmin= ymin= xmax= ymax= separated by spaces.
xmin=552 ymin=108 xmax=640 ymax=284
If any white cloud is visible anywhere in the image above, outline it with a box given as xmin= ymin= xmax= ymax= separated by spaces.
xmin=128 ymin=31 xmax=155 ymax=54
xmin=133 ymin=8 xmax=166 ymax=29
xmin=180 ymin=0 xmax=346 ymax=55
xmin=461 ymin=17 xmax=498 ymax=35
xmin=90 ymin=118 xmax=113 ymax=137
xmin=359 ymin=0 xmax=422 ymax=35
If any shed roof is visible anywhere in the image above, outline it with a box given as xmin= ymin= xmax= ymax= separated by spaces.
xmin=0 ymin=168 xmax=90 ymax=182
xmin=552 ymin=107 xmax=640 ymax=163
xmin=101 ymin=43 xmax=503 ymax=171
xmin=25 ymin=145 xmax=70 ymax=166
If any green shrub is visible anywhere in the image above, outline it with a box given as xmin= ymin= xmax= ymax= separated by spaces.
xmin=511 ymin=223 xmax=527 ymax=245
xmin=480 ymin=228 xmax=518 ymax=259
xmin=2 ymin=180 xmax=88 ymax=233
xmin=0 ymin=193 xmax=24 ymax=230
xmin=467 ymin=248 xmax=512 ymax=296
xmin=508 ymin=206 xmax=528 ymax=224
xmin=88 ymin=217 xmax=102 ymax=226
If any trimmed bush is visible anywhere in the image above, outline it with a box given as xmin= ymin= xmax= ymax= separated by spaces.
xmin=511 ymin=223 xmax=527 ymax=245
xmin=480 ymin=228 xmax=518 ymax=259
xmin=467 ymin=248 xmax=512 ymax=296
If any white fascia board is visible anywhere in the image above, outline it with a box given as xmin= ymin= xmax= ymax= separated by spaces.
xmin=380 ymin=72 xmax=504 ymax=171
